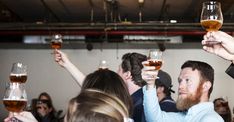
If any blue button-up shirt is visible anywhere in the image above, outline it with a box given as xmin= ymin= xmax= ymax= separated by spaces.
xmin=143 ymin=86 xmax=224 ymax=122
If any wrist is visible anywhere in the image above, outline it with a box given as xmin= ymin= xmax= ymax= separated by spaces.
xmin=63 ymin=60 xmax=73 ymax=68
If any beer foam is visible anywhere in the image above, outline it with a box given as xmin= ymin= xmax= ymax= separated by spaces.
xmin=3 ymin=98 xmax=27 ymax=101
xmin=10 ymin=73 xmax=27 ymax=76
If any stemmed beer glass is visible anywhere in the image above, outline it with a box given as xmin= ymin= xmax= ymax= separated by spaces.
xmin=3 ymin=82 xmax=27 ymax=121
xmin=143 ymin=50 xmax=163 ymax=80
xmin=10 ymin=63 xmax=27 ymax=83
xmin=98 ymin=60 xmax=108 ymax=70
xmin=145 ymin=50 xmax=163 ymax=70
xmin=200 ymin=1 xmax=223 ymax=45
xmin=51 ymin=34 xmax=63 ymax=49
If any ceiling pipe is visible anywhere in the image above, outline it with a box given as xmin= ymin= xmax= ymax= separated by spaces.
xmin=0 ymin=23 xmax=234 ymax=36
xmin=1 ymin=30 xmax=234 ymax=36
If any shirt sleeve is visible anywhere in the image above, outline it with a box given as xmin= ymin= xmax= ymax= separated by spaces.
xmin=225 ymin=63 xmax=234 ymax=79
xmin=200 ymin=113 xmax=224 ymax=122
xmin=143 ymin=86 xmax=183 ymax=122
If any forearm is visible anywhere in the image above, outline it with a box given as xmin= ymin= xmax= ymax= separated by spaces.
xmin=64 ymin=62 xmax=85 ymax=86
xmin=143 ymin=86 xmax=161 ymax=122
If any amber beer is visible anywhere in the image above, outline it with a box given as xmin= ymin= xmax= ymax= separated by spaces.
xmin=144 ymin=60 xmax=162 ymax=70
xmin=3 ymin=99 xmax=27 ymax=112
xmin=51 ymin=41 xmax=62 ymax=49
xmin=201 ymin=19 xmax=222 ymax=32
xmin=10 ymin=74 xmax=27 ymax=83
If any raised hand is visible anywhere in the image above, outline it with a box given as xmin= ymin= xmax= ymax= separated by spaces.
xmin=141 ymin=61 xmax=159 ymax=89
xmin=202 ymin=31 xmax=234 ymax=63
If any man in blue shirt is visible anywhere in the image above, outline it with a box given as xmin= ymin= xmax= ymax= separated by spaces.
xmin=142 ymin=60 xmax=224 ymax=122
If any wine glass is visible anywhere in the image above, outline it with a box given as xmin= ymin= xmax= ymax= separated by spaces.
xmin=10 ymin=63 xmax=27 ymax=83
xmin=200 ymin=1 xmax=223 ymax=45
xmin=51 ymin=34 xmax=63 ymax=49
xmin=145 ymin=50 xmax=163 ymax=70
xmin=98 ymin=60 xmax=108 ymax=70
xmin=3 ymin=82 xmax=27 ymax=121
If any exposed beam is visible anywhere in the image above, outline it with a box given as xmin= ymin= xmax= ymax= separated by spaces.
xmin=0 ymin=0 xmax=23 ymax=21
xmin=0 ymin=22 xmax=233 ymax=36
xmin=40 ymin=0 xmax=60 ymax=22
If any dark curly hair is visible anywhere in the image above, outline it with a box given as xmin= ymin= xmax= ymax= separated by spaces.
xmin=121 ymin=53 xmax=147 ymax=87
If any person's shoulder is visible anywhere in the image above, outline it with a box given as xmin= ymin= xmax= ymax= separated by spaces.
xmin=200 ymin=112 xmax=224 ymax=122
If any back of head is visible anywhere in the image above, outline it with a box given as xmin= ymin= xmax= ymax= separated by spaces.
xmin=155 ymin=70 xmax=174 ymax=96
xmin=67 ymin=89 xmax=129 ymax=122
xmin=121 ymin=53 xmax=147 ymax=87
xmin=181 ymin=60 xmax=214 ymax=97
xmin=81 ymin=69 xmax=133 ymax=115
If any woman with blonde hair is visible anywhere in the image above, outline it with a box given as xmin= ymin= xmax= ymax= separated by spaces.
xmin=65 ymin=89 xmax=132 ymax=122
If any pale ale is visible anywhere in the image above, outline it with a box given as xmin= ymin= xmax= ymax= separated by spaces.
xmin=201 ymin=20 xmax=222 ymax=31
xmin=144 ymin=60 xmax=162 ymax=70
xmin=51 ymin=41 xmax=62 ymax=49
xmin=10 ymin=74 xmax=27 ymax=83
xmin=3 ymin=99 xmax=27 ymax=112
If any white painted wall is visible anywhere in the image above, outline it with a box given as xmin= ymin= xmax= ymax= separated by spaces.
xmin=0 ymin=48 xmax=233 ymax=120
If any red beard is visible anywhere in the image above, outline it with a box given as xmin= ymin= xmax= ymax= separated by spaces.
xmin=176 ymin=82 xmax=203 ymax=111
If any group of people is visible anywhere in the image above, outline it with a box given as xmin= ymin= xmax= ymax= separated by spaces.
xmin=4 ymin=31 xmax=234 ymax=122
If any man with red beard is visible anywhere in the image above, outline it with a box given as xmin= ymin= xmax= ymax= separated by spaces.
xmin=142 ymin=60 xmax=224 ymax=122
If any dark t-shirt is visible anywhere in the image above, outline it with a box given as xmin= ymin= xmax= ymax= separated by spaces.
xmin=131 ymin=88 xmax=146 ymax=122
xmin=159 ymin=96 xmax=179 ymax=112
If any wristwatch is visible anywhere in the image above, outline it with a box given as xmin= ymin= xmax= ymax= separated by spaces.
xmin=225 ymin=63 xmax=234 ymax=79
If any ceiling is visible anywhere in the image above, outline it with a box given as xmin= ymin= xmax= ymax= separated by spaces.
xmin=0 ymin=0 xmax=234 ymax=47
xmin=0 ymin=0 xmax=234 ymax=23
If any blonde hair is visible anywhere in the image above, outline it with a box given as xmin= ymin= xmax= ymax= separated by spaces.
xmin=66 ymin=89 xmax=129 ymax=122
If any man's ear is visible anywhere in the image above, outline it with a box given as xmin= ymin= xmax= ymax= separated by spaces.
xmin=123 ymin=71 xmax=132 ymax=81
xmin=202 ymin=81 xmax=211 ymax=92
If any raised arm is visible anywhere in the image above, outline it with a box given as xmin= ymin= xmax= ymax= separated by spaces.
xmin=54 ymin=49 xmax=85 ymax=86
xmin=142 ymin=61 xmax=183 ymax=122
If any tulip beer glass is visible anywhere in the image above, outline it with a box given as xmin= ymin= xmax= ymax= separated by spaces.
xmin=51 ymin=34 xmax=63 ymax=49
xmin=200 ymin=1 xmax=223 ymax=45
xmin=9 ymin=63 xmax=27 ymax=83
xmin=145 ymin=50 xmax=163 ymax=70
xmin=3 ymin=82 xmax=27 ymax=121
xmin=200 ymin=1 xmax=223 ymax=32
